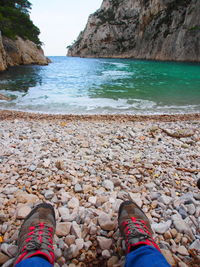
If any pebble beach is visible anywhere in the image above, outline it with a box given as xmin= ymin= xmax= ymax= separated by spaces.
xmin=0 ymin=111 xmax=200 ymax=267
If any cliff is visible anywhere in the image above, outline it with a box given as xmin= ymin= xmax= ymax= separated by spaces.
xmin=67 ymin=0 xmax=200 ymax=62
xmin=0 ymin=31 xmax=49 ymax=72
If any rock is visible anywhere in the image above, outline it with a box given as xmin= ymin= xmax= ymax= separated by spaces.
xmin=186 ymin=204 xmax=196 ymax=215
xmin=60 ymin=192 xmax=71 ymax=204
xmin=64 ymin=235 xmax=76 ymax=246
xmin=194 ymin=193 xmax=200 ymax=200
xmin=0 ymin=252 xmax=9 ymax=265
xmin=102 ymin=249 xmax=111 ymax=259
xmin=102 ymin=180 xmax=114 ymax=191
xmin=64 ymin=244 xmax=79 ymax=260
xmin=68 ymin=197 xmax=79 ymax=209
xmin=145 ymin=183 xmax=155 ymax=190
xmin=178 ymin=207 xmax=188 ymax=219
xmin=58 ymin=207 xmax=70 ymax=218
xmin=164 ymin=231 xmax=172 ymax=240
xmin=159 ymin=195 xmax=172 ymax=205
xmin=150 ymin=192 xmax=161 ymax=200
xmin=172 ymin=214 xmax=194 ymax=238
xmin=97 ymin=236 xmax=112 ymax=250
xmin=88 ymin=196 xmax=97 ymax=205
xmin=56 ymin=222 xmax=71 ymax=237
xmin=28 ymin=165 xmax=36 ymax=171
xmin=178 ymin=261 xmax=188 ymax=267
xmin=189 ymin=239 xmax=200 ymax=251
xmin=128 ymin=192 xmax=143 ymax=207
xmin=170 ymin=229 xmax=178 ymax=238
xmin=74 ymin=184 xmax=83 ymax=193
xmin=84 ymin=241 xmax=92 ymax=251
xmin=112 ymin=199 xmax=123 ymax=212
xmin=75 ymin=238 xmax=84 ymax=250
xmin=1 ymin=244 xmax=17 ymax=257
xmin=107 ymin=256 xmax=119 ymax=267
xmin=44 ymin=190 xmax=54 ymax=200
xmin=176 ymin=246 xmax=189 ymax=256
xmin=3 ymin=186 xmax=18 ymax=195
xmin=55 ymin=248 xmax=62 ymax=259
xmin=1 ymin=258 xmax=15 ymax=267
xmin=16 ymin=205 xmax=31 ymax=219
xmin=15 ymin=191 xmax=39 ymax=204
xmin=152 ymin=220 xmax=172 ymax=234
xmin=43 ymin=158 xmax=51 ymax=168
xmin=89 ymin=225 xmax=98 ymax=235
xmin=98 ymin=213 xmax=116 ymax=231
xmin=160 ymin=249 xmax=176 ymax=266
xmin=71 ymin=221 xmax=82 ymax=238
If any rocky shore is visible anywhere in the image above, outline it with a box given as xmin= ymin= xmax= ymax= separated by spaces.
xmin=0 ymin=112 xmax=200 ymax=266
xmin=0 ymin=32 xmax=50 ymax=72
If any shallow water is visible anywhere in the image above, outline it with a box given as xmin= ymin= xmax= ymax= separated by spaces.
xmin=0 ymin=56 xmax=200 ymax=114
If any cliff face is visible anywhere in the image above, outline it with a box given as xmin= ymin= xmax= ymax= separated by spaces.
xmin=0 ymin=32 xmax=7 ymax=71
xmin=0 ymin=32 xmax=49 ymax=71
xmin=67 ymin=0 xmax=200 ymax=61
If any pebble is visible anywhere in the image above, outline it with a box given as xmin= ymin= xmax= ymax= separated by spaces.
xmin=44 ymin=190 xmax=54 ymax=200
xmin=98 ymin=213 xmax=116 ymax=231
xmin=152 ymin=220 xmax=172 ymax=234
xmin=102 ymin=249 xmax=111 ymax=259
xmin=189 ymin=239 xmax=200 ymax=250
xmin=160 ymin=249 xmax=176 ymax=266
xmin=64 ymin=235 xmax=76 ymax=246
xmin=64 ymin=244 xmax=79 ymax=260
xmin=15 ymin=191 xmax=39 ymax=204
xmin=128 ymin=192 xmax=143 ymax=207
xmin=159 ymin=195 xmax=172 ymax=205
xmin=97 ymin=236 xmax=113 ymax=250
xmin=176 ymin=246 xmax=189 ymax=256
xmin=102 ymin=180 xmax=114 ymax=191
xmin=172 ymin=214 xmax=194 ymax=238
xmin=75 ymin=238 xmax=84 ymax=250
xmin=16 ymin=206 xmax=32 ymax=219
xmin=0 ymin=252 xmax=9 ymax=265
xmin=68 ymin=197 xmax=79 ymax=209
xmin=74 ymin=184 xmax=83 ymax=193
xmin=56 ymin=222 xmax=71 ymax=236
xmin=71 ymin=221 xmax=82 ymax=238
xmin=0 ymin=118 xmax=199 ymax=266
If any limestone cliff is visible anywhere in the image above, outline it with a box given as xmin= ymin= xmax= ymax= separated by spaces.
xmin=67 ymin=0 xmax=200 ymax=61
xmin=0 ymin=31 xmax=49 ymax=72
xmin=0 ymin=32 xmax=7 ymax=71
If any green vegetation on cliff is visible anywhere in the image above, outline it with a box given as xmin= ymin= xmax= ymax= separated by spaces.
xmin=0 ymin=0 xmax=42 ymax=46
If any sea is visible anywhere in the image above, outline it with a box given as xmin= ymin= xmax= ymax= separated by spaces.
xmin=0 ymin=56 xmax=200 ymax=115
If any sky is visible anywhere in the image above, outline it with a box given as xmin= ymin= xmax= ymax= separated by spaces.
xmin=30 ymin=0 xmax=103 ymax=56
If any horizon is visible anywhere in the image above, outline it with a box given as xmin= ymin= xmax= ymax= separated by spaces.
xmin=30 ymin=0 xmax=102 ymax=56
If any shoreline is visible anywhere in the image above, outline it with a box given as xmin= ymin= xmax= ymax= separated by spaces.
xmin=0 ymin=110 xmax=200 ymax=122
xmin=0 ymin=110 xmax=199 ymax=266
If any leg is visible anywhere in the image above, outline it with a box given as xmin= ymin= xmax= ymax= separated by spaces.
xmin=125 ymin=246 xmax=170 ymax=267
xmin=13 ymin=203 xmax=56 ymax=266
xmin=118 ymin=201 xmax=171 ymax=267
xmin=15 ymin=256 xmax=53 ymax=267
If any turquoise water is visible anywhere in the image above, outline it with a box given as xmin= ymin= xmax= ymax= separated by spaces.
xmin=0 ymin=56 xmax=200 ymax=114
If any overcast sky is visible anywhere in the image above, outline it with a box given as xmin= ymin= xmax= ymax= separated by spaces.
xmin=30 ymin=0 xmax=102 ymax=56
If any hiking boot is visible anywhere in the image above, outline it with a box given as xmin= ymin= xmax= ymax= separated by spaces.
xmin=13 ymin=203 xmax=56 ymax=266
xmin=118 ymin=200 xmax=160 ymax=254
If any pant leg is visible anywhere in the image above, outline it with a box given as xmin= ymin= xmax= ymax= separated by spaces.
xmin=15 ymin=256 xmax=53 ymax=267
xmin=125 ymin=246 xmax=171 ymax=267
